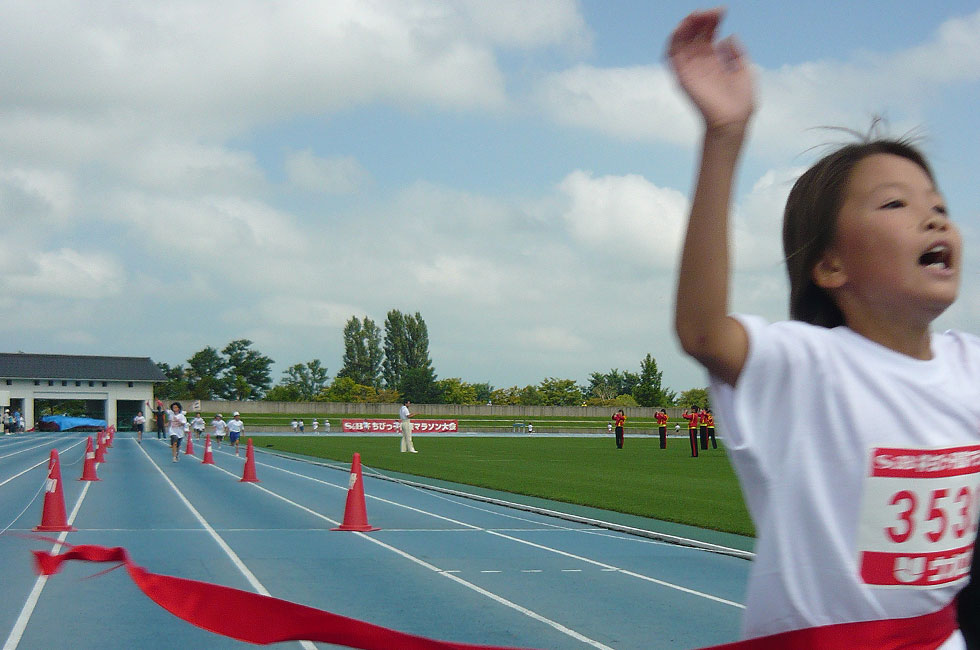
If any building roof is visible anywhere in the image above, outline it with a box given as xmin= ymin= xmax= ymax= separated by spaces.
xmin=0 ymin=353 xmax=167 ymax=382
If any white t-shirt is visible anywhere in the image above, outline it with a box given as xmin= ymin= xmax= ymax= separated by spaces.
xmin=711 ymin=315 xmax=980 ymax=640
xmin=213 ymin=419 xmax=227 ymax=435
xmin=227 ymin=418 xmax=243 ymax=434
xmin=191 ymin=417 xmax=205 ymax=431
xmin=167 ymin=412 xmax=187 ymax=438
xmin=399 ymin=405 xmax=410 ymax=421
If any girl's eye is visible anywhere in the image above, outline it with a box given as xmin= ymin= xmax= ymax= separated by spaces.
xmin=933 ymin=205 xmax=948 ymax=216
xmin=881 ymin=199 xmax=906 ymax=209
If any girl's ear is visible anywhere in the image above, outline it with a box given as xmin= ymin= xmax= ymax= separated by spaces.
xmin=812 ymin=250 xmax=847 ymax=289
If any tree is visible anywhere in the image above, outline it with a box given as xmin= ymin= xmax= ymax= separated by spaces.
xmin=471 ymin=382 xmax=494 ymax=404
xmin=398 ymin=366 xmax=438 ymax=403
xmin=488 ymin=386 xmax=521 ymax=405
xmin=338 ymin=317 xmax=382 ymax=387
xmin=677 ymin=387 xmax=709 ymax=409
xmin=383 ymin=310 xmax=435 ymax=389
xmin=537 ymin=377 xmax=584 ymax=406
xmin=264 ymin=384 xmax=303 ymax=401
xmin=185 ymin=346 xmax=228 ymax=400
xmin=587 ymin=369 xmax=640 ymax=402
xmin=154 ymin=362 xmax=191 ymax=400
xmin=221 ymin=339 xmax=274 ymax=400
xmin=436 ymin=378 xmax=479 ymax=404
xmin=316 ymin=377 xmax=399 ymax=403
xmin=517 ymin=384 xmax=542 ymax=406
xmin=279 ymin=359 xmax=329 ymax=400
xmin=632 ymin=354 xmax=676 ymax=407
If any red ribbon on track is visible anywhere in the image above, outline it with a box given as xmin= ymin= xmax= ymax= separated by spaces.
xmin=33 ymin=543 xmax=532 ymax=649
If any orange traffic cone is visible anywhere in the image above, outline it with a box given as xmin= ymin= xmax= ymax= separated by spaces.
xmin=105 ymin=427 xmax=113 ymax=448
xmin=95 ymin=434 xmax=107 ymax=463
xmin=240 ymin=438 xmax=259 ymax=482
xmin=35 ymin=449 xmax=76 ymax=532
xmin=201 ymin=434 xmax=214 ymax=465
xmin=184 ymin=435 xmax=194 ymax=456
xmin=332 ymin=453 xmax=379 ymax=532
xmin=79 ymin=436 xmax=100 ymax=481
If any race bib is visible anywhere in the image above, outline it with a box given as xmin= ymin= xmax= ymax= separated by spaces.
xmin=856 ymin=445 xmax=980 ymax=588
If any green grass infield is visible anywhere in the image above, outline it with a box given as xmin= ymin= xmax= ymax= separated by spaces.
xmin=250 ymin=435 xmax=754 ymax=537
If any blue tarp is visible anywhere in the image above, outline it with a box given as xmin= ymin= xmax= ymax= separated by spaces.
xmin=38 ymin=415 xmax=107 ymax=431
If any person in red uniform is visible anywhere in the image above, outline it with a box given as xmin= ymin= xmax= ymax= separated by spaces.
xmin=682 ymin=406 xmax=699 ymax=457
xmin=706 ymin=409 xmax=717 ymax=449
xmin=612 ymin=409 xmax=626 ymax=449
xmin=698 ymin=408 xmax=709 ymax=450
xmin=655 ymin=408 xmax=669 ymax=449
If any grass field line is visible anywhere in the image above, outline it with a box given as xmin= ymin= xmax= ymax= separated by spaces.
xmin=201 ymin=456 xmax=614 ymax=649
xmin=251 ymin=445 xmax=756 ymax=561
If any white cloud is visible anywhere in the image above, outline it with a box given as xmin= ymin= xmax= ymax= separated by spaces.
xmin=127 ymin=140 xmax=266 ymax=195
xmin=411 ymin=255 xmax=503 ymax=302
xmin=537 ymin=10 xmax=980 ymax=156
xmin=537 ymin=64 xmax=697 ymax=145
xmin=257 ymin=296 xmax=367 ymax=328
xmin=457 ymin=0 xmax=591 ymax=52
xmin=285 ymin=150 xmax=371 ymax=194
xmin=558 ymin=170 xmax=688 ymax=267
xmin=107 ymin=193 xmax=309 ymax=261
xmin=0 ymin=165 xmax=76 ymax=226
xmin=0 ymin=0 xmax=565 ymax=133
xmin=516 ymin=326 xmax=586 ymax=352
xmin=1 ymin=248 xmax=123 ymax=299
xmin=732 ymin=167 xmax=803 ymax=271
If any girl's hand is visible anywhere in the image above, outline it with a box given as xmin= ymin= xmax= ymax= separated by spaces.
xmin=667 ymin=8 xmax=754 ymax=131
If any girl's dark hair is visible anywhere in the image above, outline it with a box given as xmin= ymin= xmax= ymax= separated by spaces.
xmin=170 ymin=401 xmax=182 ymax=412
xmin=783 ymin=139 xmax=935 ymax=327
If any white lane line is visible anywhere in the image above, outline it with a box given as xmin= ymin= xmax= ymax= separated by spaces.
xmin=3 ymin=480 xmax=93 ymax=650
xmin=234 ymin=449 xmax=746 ymax=609
xmin=561 ymin=569 xmax=583 ymax=573
xmin=134 ymin=442 xmax=316 ymax=650
xmin=0 ymin=440 xmax=86 ymax=489
xmin=202 ymin=462 xmax=614 ymax=650
xmin=484 ymin=529 xmax=745 ymax=609
xmin=0 ymin=438 xmax=64 ymax=460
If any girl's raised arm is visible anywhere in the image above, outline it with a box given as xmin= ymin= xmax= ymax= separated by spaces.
xmin=668 ymin=9 xmax=754 ymax=386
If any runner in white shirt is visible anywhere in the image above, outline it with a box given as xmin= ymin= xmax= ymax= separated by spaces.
xmin=227 ymin=412 xmax=244 ymax=456
xmin=191 ymin=413 xmax=206 ymax=439
xmin=133 ymin=411 xmax=146 ymax=444
xmin=312 ymin=418 xmax=319 ymax=433
xmin=166 ymin=402 xmax=187 ymax=463
xmin=669 ymin=9 xmax=978 ymax=647
xmin=212 ymin=414 xmax=227 ymax=447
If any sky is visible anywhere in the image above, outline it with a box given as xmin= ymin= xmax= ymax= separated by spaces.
xmin=1 ymin=0 xmax=979 ymax=396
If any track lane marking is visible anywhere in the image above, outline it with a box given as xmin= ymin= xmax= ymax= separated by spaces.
xmin=216 ymin=446 xmax=747 ymax=609
xmin=134 ymin=441 xmax=316 ymax=650
xmin=3 ymin=480 xmax=93 ymax=650
xmin=201 ymin=460 xmax=614 ymax=649
xmin=0 ymin=440 xmax=86 ymax=490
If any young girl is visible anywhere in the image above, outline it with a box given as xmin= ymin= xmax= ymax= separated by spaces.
xmin=166 ymin=402 xmax=187 ymax=463
xmin=669 ymin=9 xmax=978 ymax=648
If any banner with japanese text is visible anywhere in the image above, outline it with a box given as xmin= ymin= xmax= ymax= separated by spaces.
xmin=341 ymin=418 xmax=458 ymax=433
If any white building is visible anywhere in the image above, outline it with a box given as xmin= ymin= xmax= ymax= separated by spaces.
xmin=0 ymin=353 xmax=166 ymax=431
